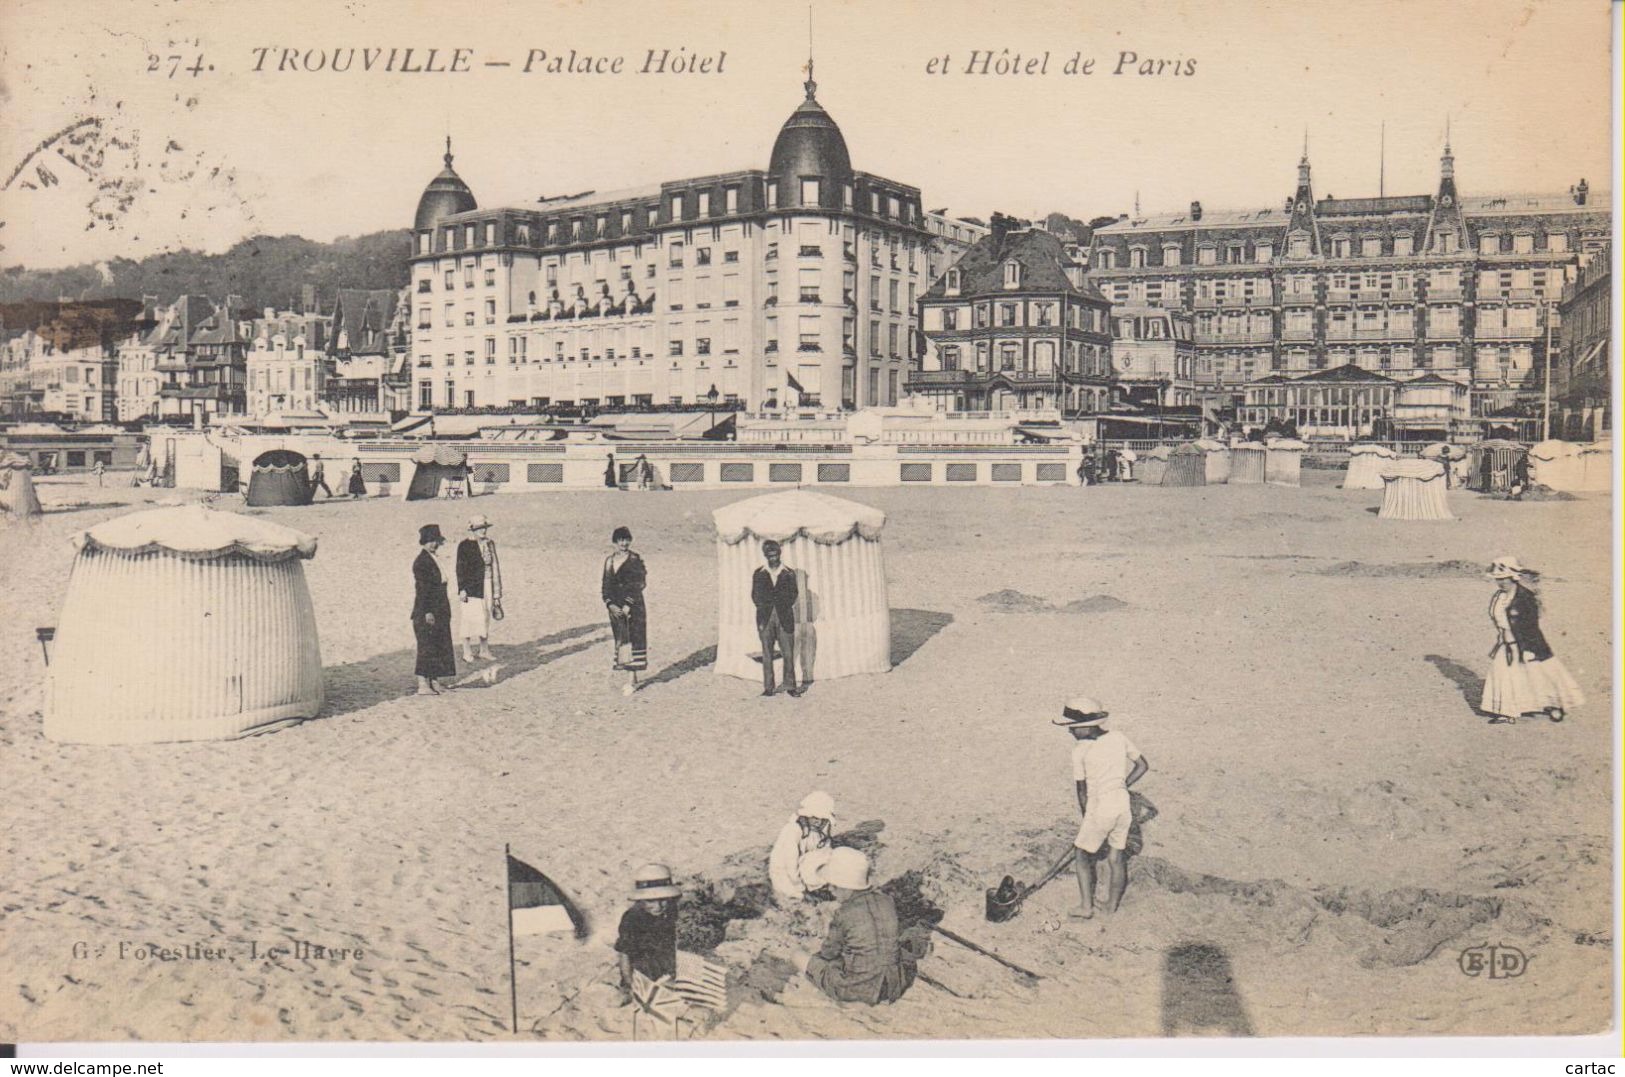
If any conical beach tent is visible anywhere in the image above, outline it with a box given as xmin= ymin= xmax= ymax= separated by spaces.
xmin=1527 ymin=440 xmax=1583 ymax=491
xmin=1467 ymin=439 xmax=1526 ymax=493
xmin=1137 ymin=445 xmax=1171 ymax=486
xmin=1576 ymin=441 xmax=1612 ymax=492
xmin=245 ymin=449 xmax=313 ymax=507
xmin=1194 ymin=439 xmax=1231 ymax=484
xmin=0 ymin=452 xmax=42 ymax=518
xmin=1265 ymin=439 xmax=1306 ymax=487
xmin=1230 ymin=443 xmax=1266 ymax=484
xmin=1341 ymin=444 xmax=1397 ymax=490
xmin=1161 ymin=443 xmax=1207 ymax=486
xmin=45 ymin=505 xmax=324 ymax=744
xmin=403 ymin=445 xmax=468 ymax=500
xmin=1377 ymin=459 xmax=1454 ymax=521
xmin=713 ymin=489 xmax=890 ymax=685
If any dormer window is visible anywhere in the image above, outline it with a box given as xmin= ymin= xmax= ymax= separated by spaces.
xmin=1002 ymin=261 xmax=1021 ymax=289
xmin=801 ymin=178 xmax=820 ymax=205
xmin=945 ymin=267 xmax=961 ymax=296
xmin=767 ymin=182 xmax=779 ymax=209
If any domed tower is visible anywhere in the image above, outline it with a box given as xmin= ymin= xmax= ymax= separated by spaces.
xmin=767 ymin=63 xmax=854 ymax=211
xmin=414 ymin=137 xmax=477 ymax=231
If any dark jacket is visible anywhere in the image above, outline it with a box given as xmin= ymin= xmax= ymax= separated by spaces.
xmin=602 ymin=551 xmax=647 ymax=607
xmin=805 ymin=889 xmax=913 ymax=1005
xmin=411 ymin=550 xmax=452 ymax=622
xmin=456 ymin=538 xmax=486 ymax=597
xmin=751 ymin=565 xmax=799 ymax=629
xmin=1499 ymin=584 xmax=1554 ymax=661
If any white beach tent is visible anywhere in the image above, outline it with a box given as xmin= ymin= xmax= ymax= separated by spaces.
xmin=45 ymin=505 xmax=324 ymax=744
xmin=1341 ymin=444 xmax=1398 ymax=490
xmin=1377 ymin=458 xmax=1454 ymax=521
xmin=1265 ymin=438 xmax=1307 ymax=487
xmin=712 ymin=489 xmax=890 ymax=685
xmin=1576 ymin=441 xmax=1612 ymax=492
xmin=1230 ymin=442 xmax=1266 ymax=484
xmin=1137 ymin=445 xmax=1172 ymax=486
xmin=1527 ymin=440 xmax=1583 ymax=491
xmin=1194 ymin=438 xmax=1231 ymax=484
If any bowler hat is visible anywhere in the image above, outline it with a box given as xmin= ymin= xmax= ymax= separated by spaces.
xmin=419 ymin=524 xmax=445 ymax=545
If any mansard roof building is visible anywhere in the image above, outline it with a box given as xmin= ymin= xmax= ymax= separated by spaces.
xmin=1089 ymin=140 xmax=1609 ymax=428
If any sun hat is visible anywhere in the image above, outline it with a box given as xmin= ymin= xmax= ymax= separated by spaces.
xmin=468 ymin=514 xmax=491 ymax=531
xmin=419 ymin=524 xmax=445 ymax=545
xmin=1053 ymin=696 xmax=1109 ymax=727
xmin=629 ymin=863 xmax=681 ymax=901
xmin=1489 ymin=556 xmax=1531 ymax=579
xmin=797 ymin=790 xmax=835 ymax=822
xmin=819 ymin=848 xmax=870 ymax=891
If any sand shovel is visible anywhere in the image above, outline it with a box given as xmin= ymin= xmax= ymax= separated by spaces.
xmin=984 ymin=846 xmax=1075 ymax=923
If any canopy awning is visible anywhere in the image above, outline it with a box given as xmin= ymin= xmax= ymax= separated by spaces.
xmin=75 ymin=505 xmax=318 ymax=562
xmin=713 ymin=489 xmax=886 ymax=546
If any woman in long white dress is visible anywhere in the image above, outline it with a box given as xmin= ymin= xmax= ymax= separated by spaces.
xmin=1480 ymin=557 xmax=1585 ymax=725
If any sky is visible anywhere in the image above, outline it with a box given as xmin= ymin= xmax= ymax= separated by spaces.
xmin=0 ymin=0 xmax=1613 ymax=270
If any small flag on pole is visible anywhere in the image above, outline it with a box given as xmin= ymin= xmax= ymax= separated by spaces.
xmin=786 ymin=371 xmax=805 ymax=394
xmin=630 ymin=970 xmax=687 ymax=1027
xmin=507 ymin=853 xmax=587 ymax=939
xmin=670 ymin=951 xmax=729 ymax=1010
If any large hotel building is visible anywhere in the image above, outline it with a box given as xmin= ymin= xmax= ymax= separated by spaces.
xmin=406 ymin=70 xmax=983 ymax=415
xmin=1087 ymin=141 xmax=1609 ymax=426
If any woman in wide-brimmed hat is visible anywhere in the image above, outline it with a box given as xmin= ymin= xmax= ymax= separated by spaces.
xmin=1480 ymin=557 xmax=1585 ymax=724
xmin=602 ymin=525 xmax=648 ymax=695
xmin=410 ymin=524 xmax=457 ymax=695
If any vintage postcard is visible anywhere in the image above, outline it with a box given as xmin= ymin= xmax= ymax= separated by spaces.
xmin=0 ymin=0 xmax=1615 ymax=1049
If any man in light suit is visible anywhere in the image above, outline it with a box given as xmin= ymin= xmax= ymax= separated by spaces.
xmin=751 ymin=539 xmax=801 ymax=697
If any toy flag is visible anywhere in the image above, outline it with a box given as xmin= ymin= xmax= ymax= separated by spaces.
xmin=631 ymin=970 xmax=687 ymax=1027
xmin=670 ymin=951 xmax=728 ymax=1010
xmin=507 ymin=852 xmax=586 ymax=938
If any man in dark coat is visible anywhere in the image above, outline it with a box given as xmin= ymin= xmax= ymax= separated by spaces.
xmin=751 ymin=539 xmax=800 ymax=697
xmin=412 ymin=524 xmax=457 ymax=695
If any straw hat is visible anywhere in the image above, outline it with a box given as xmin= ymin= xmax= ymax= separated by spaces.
xmin=468 ymin=514 xmax=491 ymax=531
xmin=418 ymin=524 xmax=445 ymax=545
xmin=1052 ymin=696 xmax=1109 ymax=727
xmin=1489 ymin=556 xmax=1532 ymax=579
xmin=629 ymin=863 xmax=681 ymax=901
xmin=819 ymin=848 xmax=870 ymax=891
xmin=797 ymin=791 xmax=835 ymax=822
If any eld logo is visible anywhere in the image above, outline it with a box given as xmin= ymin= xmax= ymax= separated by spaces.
xmin=1458 ymin=943 xmax=1529 ymax=979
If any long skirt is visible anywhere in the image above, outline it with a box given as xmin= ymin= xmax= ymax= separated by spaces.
xmin=413 ymin=615 xmax=457 ymax=678
xmin=1481 ymin=651 xmax=1585 ymax=718
xmin=348 ymin=472 xmax=367 ymax=496
xmin=459 ymin=595 xmax=490 ymax=640
xmin=609 ymin=601 xmax=648 ymax=671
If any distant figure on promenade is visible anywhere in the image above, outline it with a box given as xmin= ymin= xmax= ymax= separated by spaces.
xmin=604 ymin=452 xmax=618 ymax=489
xmin=411 ymin=524 xmax=457 ymax=696
xmin=1055 ymin=696 xmax=1148 ymax=921
xmin=769 ymin=791 xmax=835 ymax=903
xmin=793 ymin=848 xmax=916 ymax=1005
xmin=635 ymin=454 xmax=654 ymax=491
xmin=615 ymin=864 xmax=680 ymax=1002
xmin=91 ymin=461 xmax=105 ymax=487
xmin=1481 ymin=557 xmax=1585 ymax=725
xmin=752 ymin=539 xmax=801 ymax=697
xmin=602 ymin=525 xmax=648 ymax=695
xmin=456 ymin=514 xmax=502 ymax=663
xmin=348 ymin=459 xmax=367 ymax=498
xmin=310 ymin=455 xmax=334 ymax=498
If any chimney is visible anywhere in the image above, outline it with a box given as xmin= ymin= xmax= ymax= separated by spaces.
xmin=1573 ymin=179 xmax=1589 ymax=206
xmin=1190 ymin=201 xmax=1203 ymax=222
xmin=264 ymin=307 xmax=275 ymax=321
xmin=1285 ymin=197 xmax=1293 ymax=213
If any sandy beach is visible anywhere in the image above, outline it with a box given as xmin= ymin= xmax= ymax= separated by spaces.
xmin=0 ymin=470 xmax=1612 ymax=1041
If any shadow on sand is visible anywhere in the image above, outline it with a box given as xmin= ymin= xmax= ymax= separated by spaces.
xmin=1423 ymin=654 xmax=1485 ymax=713
xmin=1160 ymin=941 xmax=1254 ymax=1036
xmin=643 ymin=645 xmax=719 ymax=689
xmin=322 ymin=622 xmax=608 ymax=719
xmin=889 ymin=608 xmax=954 ymax=668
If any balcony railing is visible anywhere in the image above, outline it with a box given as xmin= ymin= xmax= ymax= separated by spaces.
xmin=1281 ymin=291 xmax=1316 ymax=306
xmin=905 ymin=369 xmax=976 ymax=388
xmin=799 ymin=246 xmax=823 ymax=258
xmin=799 ymin=291 xmax=822 ymax=304
xmin=1281 ymin=327 xmax=1315 ymax=341
xmin=1476 ymin=324 xmax=1540 ymax=339
xmin=1426 ymin=288 xmax=1464 ymax=302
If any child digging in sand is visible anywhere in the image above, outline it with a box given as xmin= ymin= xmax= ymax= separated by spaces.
xmin=1054 ymin=696 xmax=1148 ymax=922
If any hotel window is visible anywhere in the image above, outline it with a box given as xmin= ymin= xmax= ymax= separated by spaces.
xmin=1331 ymin=237 xmax=1351 ymax=258
xmin=1162 ymin=245 xmax=1181 ymax=266
xmin=1097 ymin=250 xmax=1115 ymax=270
xmin=1479 ymin=233 xmax=1499 ymax=255
xmin=465 ymin=350 xmax=475 ymax=366
xmin=888 ymin=324 xmax=900 ymax=357
xmin=1513 ymin=233 xmax=1534 ymax=255
xmin=801 ymin=178 xmax=820 ymax=205
xmin=668 ymin=340 xmax=683 ymax=356
xmin=1547 ymin=232 xmax=1568 ymax=253
xmin=696 ymin=247 xmax=712 ymax=266
xmin=1255 ymin=243 xmax=1273 ymax=263
xmin=484 ymin=338 xmax=496 ymax=363
xmin=767 ymin=182 xmax=779 ymax=209
xmin=485 ymin=223 xmax=496 ymax=245
xmin=975 ymin=342 xmax=990 ymax=370
xmin=669 ymin=242 xmax=684 ymax=268
xmin=445 ymin=353 xmax=455 ymax=367
xmin=698 ymin=191 xmax=711 ymax=217
xmin=945 ymin=268 xmax=962 ymax=295
xmin=464 ymin=266 xmax=475 ymax=287
xmin=941 ymin=345 xmax=960 ymax=370
xmin=418 ymin=233 xmax=431 ymax=254
xmin=484 ymin=299 xmax=496 ymax=323
xmin=1003 ymin=261 xmax=1021 ymax=288
xmin=1000 ymin=304 xmax=1018 ymax=327
xmin=417 ymin=306 xmax=430 ymax=328
xmin=725 ymin=186 xmax=739 ymax=213
xmin=801 ymin=315 xmax=821 ymax=351
xmin=546 ymin=264 xmax=559 ymax=286
xmin=1227 ymin=245 xmax=1245 ymax=265
xmin=464 ymin=311 xmax=475 ymax=326
xmin=465 ymin=225 xmax=476 ymax=246
xmin=724 ymin=250 xmax=739 ymax=264
xmin=621 ymin=211 xmax=634 ymax=233
xmin=799 ymin=269 xmax=821 ymax=303
xmin=999 ymin=344 xmax=1018 ymax=370
xmin=1361 ymin=236 xmax=1382 ymax=258
xmin=1197 ymin=246 xmax=1216 ymax=265
xmin=869 ymin=318 xmax=881 ymax=354
xmin=696 ymin=337 xmax=711 ymax=356
xmin=842 ymin=184 xmax=854 ymax=209
xmin=444 ymin=269 xmax=455 ymax=289
xmin=1130 ymin=248 xmax=1147 ymax=269
xmin=444 ymin=303 xmax=455 ymax=326
xmin=942 ymin=307 xmax=959 ymax=330
xmin=888 ymin=280 xmax=900 ymax=312
xmin=888 ymin=196 xmax=899 ymax=219
xmin=546 ymin=222 xmax=559 ymax=243
xmin=1393 ymin=234 xmax=1414 ymax=257
xmin=668 ymin=195 xmax=684 ymax=221
xmin=570 ymin=220 xmax=583 ymax=241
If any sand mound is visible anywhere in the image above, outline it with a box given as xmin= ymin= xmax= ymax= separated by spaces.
xmin=1316 ymin=560 xmax=1482 ymax=579
xmin=1511 ymin=485 xmax=1578 ymax=502
xmin=977 ymin=590 xmax=1129 ymax=614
